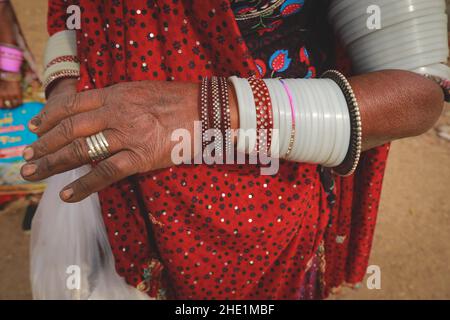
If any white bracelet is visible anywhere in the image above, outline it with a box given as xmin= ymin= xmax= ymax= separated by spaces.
xmin=322 ymin=79 xmax=350 ymax=167
xmin=264 ymin=79 xmax=290 ymax=158
xmin=263 ymin=79 xmax=281 ymax=158
xmin=231 ymin=76 xmax=354 ymax=170
xmin=287 ymin=79 xmax=312 ymax=162
xmin=329 ymin=0 xmax=448 ymax=74
xmin=310 ymin=79 xmax=332 ymax=164
xmin=43 ymin=30 xmax=80 ymax=93
xmin=44 ymin=30 xmax=78 ymax=67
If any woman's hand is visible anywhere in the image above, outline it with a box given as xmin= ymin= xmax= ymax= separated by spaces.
xmin=0 ymin=80 xmax=22 ymax=109
xmin=21 ymin=81 xmax=203 ymax=203
xmin=0 ymin=2 xmax=22 ymax=109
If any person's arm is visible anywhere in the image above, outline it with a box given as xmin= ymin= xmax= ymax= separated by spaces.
xmin=350 ymin=70 xmax=444 ymax=151
xmin=19 ymin=68 xmax=444 ymax=202
xmin=0 ymin=1 xmax=16 ymax=45
xmin=0 ymin=1 xmax=23 ymax=109
xmin=41 ymin=1 xmax=80 ymax=108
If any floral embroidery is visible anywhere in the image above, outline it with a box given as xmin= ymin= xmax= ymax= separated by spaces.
xmin=136 ymin=259 xmax=166 ymax=299
xmin=257 ymin=19 xmax=283 ymax=36
xmin=280 ymin=0 xmax=305 ymax=17
xmin=299 ymin=46 xmax=310 ymax=65
xmin=231 ymin=0 xmax=312 ymax=79
xmin=255 ymin=58 xmax=267 ymax=77
xmin=269 ymin=49 xmax=291 ymax=76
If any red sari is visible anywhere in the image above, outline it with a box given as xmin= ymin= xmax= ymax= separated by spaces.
xmin=48 ymin=0 xmax=389 ymax=299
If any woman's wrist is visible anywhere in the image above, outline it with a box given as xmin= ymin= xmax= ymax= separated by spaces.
xmin=46 ymin=77 xmax=78 ymax=99
xmin=0 ymin=3 xmax=17 ymax=45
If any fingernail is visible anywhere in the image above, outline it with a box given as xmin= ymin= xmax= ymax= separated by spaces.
xmin=23 ymin=147 xmax=34 ymax=161
xmin=22 ymin=164 xmax=37 ymax=177
xmin=61 ymin=188 xmax=74 ymax=201
xmin=29 ymin=117 xmax=41 ymax=131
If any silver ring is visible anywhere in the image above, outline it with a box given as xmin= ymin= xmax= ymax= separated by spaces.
xmin=91 ymin=134 xmax=105 ymax=160
xmin=95 ymin=133 xmax=110 ymax=156
xmin=86 ymin=132 xmax=110 ymax=162
xmin=86 ymin=136 xmax=100 ymax=162
xmin=98 ymin=132 xmax=109 ymax=149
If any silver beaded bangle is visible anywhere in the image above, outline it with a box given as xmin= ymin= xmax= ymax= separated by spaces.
xmin=321 ymin=70 xmax=362 ymax=177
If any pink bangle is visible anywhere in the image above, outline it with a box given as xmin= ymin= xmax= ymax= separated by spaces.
xmin=0 ymin=45 xmax=23 ymax=73
xmin=279 ymin=79 xmax=296 ymax=158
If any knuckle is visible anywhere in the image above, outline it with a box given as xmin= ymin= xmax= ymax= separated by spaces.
xmin=96 ymin=160 xmax=121 ymax=179
xmin=76 ymin=178 xmax=90 ymax=195
xmin=64 ymin=93 xmax=79 ymax=115
xmin=39 ymin=156 xmax=54 ymax=173
xmin=71 ymin=139 xmax=87 ymax=164
xmin=58 ymin=117 xmax=75 ymax=140
xmin=128 ymin=151 xmax=145 ymax=173
xmin=94 ymin=88 xmax=107 ymax=106
xmin=33 ymin=138 xmax=50 ymax=156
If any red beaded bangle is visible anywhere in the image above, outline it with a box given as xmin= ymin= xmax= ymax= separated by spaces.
xmin=199 ymin=76 xmax=233 ymax=162
xmin=247 ymin=77 xmax=274 ymax=156
xmin=45 ymin=55 xmax=80 ymax=69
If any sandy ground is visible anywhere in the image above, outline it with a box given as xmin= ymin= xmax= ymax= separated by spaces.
xmin=1 ymin=0 xmax=449 ymax=300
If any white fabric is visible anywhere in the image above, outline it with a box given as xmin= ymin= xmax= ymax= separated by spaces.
xmin=30 ymin=166 xmax=150 ymax=300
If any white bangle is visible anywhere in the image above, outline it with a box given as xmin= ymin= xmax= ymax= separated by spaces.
xmin=44 ymin=30 xmax=78 ymax=67
xmin=43 ymin=30 xmax=80 ymax=93
xmin=264 ymin=79 xmax=290 ymax=158
xmin=288 ymin=79 xmax=313 ymax=162
xmin=263 ymin=79 xmax=281 ymax=158
xmin=328 ymin=81 xmax=351 ymax=167
xmin=230 ymin=76 xmax=354 ymax=170
xmin=310 ymin=79 xmax=332 ymax=164
xmin=322 ymin=79 xmax=349 ymax=167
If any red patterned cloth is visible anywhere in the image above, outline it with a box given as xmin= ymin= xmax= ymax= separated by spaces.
xmin=48 ymin=0 xmax=389 ymax=299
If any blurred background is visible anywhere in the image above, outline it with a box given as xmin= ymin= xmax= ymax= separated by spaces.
xmin=0 ymin=0 xmax=449 ymax=299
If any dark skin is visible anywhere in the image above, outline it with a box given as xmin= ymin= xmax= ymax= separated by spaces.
xmin=0 ymin=2 xmax=22 ymax=109
xmin=20 ymin=70 xmax=444 ymax=203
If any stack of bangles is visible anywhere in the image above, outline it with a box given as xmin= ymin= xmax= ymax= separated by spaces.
xmin=0 ymin=41 xmax=23 ymax=107
xmin=201 ymin=71 xmax=362 ymax=176
xmin=43 ymin=30 xmax=80 ymax=96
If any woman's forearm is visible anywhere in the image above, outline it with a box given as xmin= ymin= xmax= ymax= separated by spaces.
xmin=349 ymin=70 xmax=444 ymax=151
xmin=0 ymin=2 xmax=17 ymax=45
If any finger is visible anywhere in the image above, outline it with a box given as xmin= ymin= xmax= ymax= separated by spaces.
xmin=3 ymin=96 xmax=13 ymax=109
xmin=21 ymin=130 xmax=123 ymax=181
xmin=29 ymin=88 xmax=106 ymax=134
xmin=24 ymin=108 xmax=109 ymax=161
xmin=12 ymin=95 xmax=21 ymax=108
xmin=59 ymin=151 xmax=138 ymax=203
xmin=14 ymin=93 xmax=23 ymax=107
